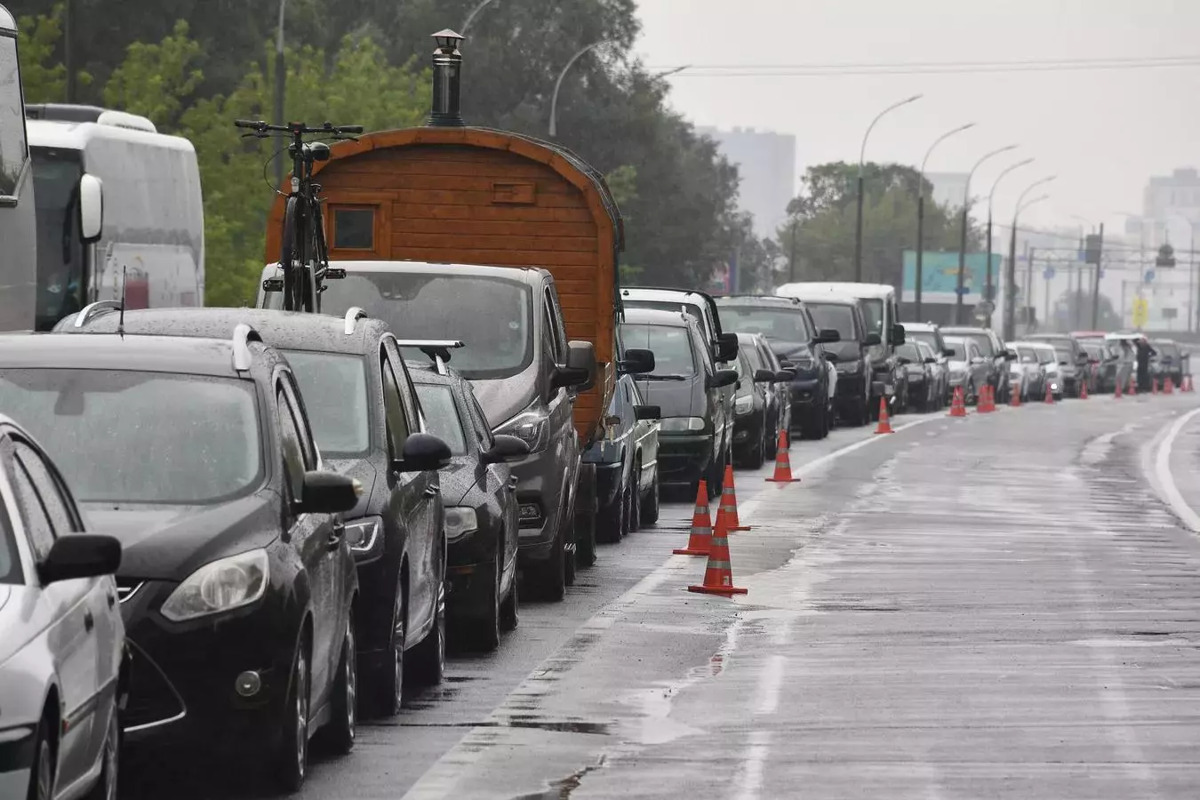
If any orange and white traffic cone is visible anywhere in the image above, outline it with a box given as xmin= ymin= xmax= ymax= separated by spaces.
xmin=1080 ymin=380 xmax=1089 ymax=400
xmin=720 ymin=462 xmax=749 ymax=531
xmin=688 ymin=510 xmax=747 ymax=597
xmin=1187 ymin=375 xmax=1194 ymax=393
xmin=1129 ymin=375 xmax=1137 ymax=396
xmin=948 ymin=385 xmax=967 ymax=417
xmin=977 ymin=384 xmax=993 ymax=414
xmin=1045 ymin=380 xmax=1055 ymax=404
xmin=874 ymin=396 xmax=894 ymax=434
xmin=673 ymin=481 xmax=713 ymax=556
xmin=1010 ymin=381 xmax=1022 ymax=407
xmin=765 ymin=430 xmax=800 ymax=483
xmin=1166 ymin=376 xmax=1175 ymax=394
xmin=1115 ymin=378 xmax=1123 ymax=399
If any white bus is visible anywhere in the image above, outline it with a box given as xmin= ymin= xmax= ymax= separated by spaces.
xmin=26 ymin=104 xmax=204 ymax=329
xmin=0 ymin=5 xmax=38 ymax=331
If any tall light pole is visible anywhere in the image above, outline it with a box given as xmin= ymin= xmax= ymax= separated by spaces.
xmin=1002 ymin=176 xmax=1055 ymax=339
xmin=1164 ymin=213 xmax=1198 ymax=332
xmin=1068 ymin=214 xmax=1093 ymax=330
xmin=984 ymin=157 xmax=1033 ymax=326
xmin=853 ymin=94 xmax=922 ymax=282
xmin=955 ymin=144 xmax=1017 ymax=324
xmin=549 ymin=41 xmax=609 ymax=138
xmin=914 ymin=122 xmax=974 ymax=319
xmin=274 ymin=0 xmax=290 ymax=189
xmin=461 ymin=0 xmax=499 ymax=34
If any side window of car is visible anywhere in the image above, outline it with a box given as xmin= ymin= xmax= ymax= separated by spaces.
xmin=7 ymin=442 xmax=55 ymax=561
xmin=279 ymin=374 xmax=317 ymax=469
xmin=546 ymin=281 xmax=569 ymax=358
xmin=14 ymin=442 xmax=79 ymax=536
xmin=388 ymin=352 xmax=423 ymax=436
xmin=541 ymin=291 xmax=562 ymax=368
xmin=380 ymin=353 xmax=412 ymax=460
xmin=276 ymin=388 xmax=306 ymax=505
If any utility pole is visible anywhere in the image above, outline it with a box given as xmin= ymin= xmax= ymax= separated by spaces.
xmin=916 ymin=122 xmax=974 ymax=320
xmin=1004 ymin=211 xmax=1019 ymax=339
xmin=64 ymin=0 xmax=76 ymax=102
xmin=1090 ymin=223 xmax=1104 ymax=329
xmin=957 ymin=145 xmax=1018 ymax=325
xmin=788 ymin=218 xmax=798 ymax=283
xmin=854 ymin=94 xmax=922 ymax=283
xmin=1026 ymin=245 xmax=1035 ymax=330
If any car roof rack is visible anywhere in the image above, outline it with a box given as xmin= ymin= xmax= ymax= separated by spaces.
xmin=233 ymin=323 xmax=263 ymax=372
xmin=74 ymin=300 xmax=123 ymax=328
xmin=343 ymin=307 xmax=368 ymax=335
xmin=396 ymin=338 xmax=465 ymax=376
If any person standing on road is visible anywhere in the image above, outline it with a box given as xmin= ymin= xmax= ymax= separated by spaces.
xmin=1136 ymin=335 xmax=1157 ymax=393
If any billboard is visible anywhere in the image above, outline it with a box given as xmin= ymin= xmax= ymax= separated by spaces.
xmin=901 ymin=251 xmax=1002 ymax=304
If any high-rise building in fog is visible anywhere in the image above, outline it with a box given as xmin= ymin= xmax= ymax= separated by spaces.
xmin=1141 ymin=167 xmax=1200 ymax=247
xmin=698 ymin=126 xmax=796 ymax=239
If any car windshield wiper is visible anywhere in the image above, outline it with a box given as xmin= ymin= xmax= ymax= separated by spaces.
xmin=642 ymin=373 xmax=689 ymax=381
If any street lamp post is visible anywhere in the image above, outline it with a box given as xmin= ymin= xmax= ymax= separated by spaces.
xmin=985 ymin=158 xmax=1034 ymax=326
xmin=955 ymin=145 xmax=1018 ymax=324
xmin=915 ymin=122 xmax=975 ymax=320
xmin=1068 ymin=214 xmax=1092 ymax=330
xmin=549 ymin=41 xmax=609 ymax=138
xmin=461 ymin=0 xmax=499 ymax=34
xmin=1002 ymin=175 xmax=1055 ymax=339
xmin=853 ymin=94 xmax=922 ymax=283
xmin=274 ymin=0 xmax=290 ymax=190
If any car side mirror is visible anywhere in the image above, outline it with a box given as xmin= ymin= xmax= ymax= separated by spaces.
xmin=714 ymin=333 xmax=739 ymax=363
xmin=708 ymin=369 xmax=738 ymax=389
xmin=79 ymin=173 xmax=104 ymax=243
xmin=634 ymin=404 xmax=661 ymax=421
xmin=970 ymin=356 xmax=985 ymax=365
xmin=482 ymin=434 xmax=529 ymax=464
xmin=824 ymin=352 xmax=840 ymax=363
xmin=891 ymin=323 xmax=906 ymax=345
xmin=753 ymin=368 xmax=776 ymax=383
xmin=863 ymin=333 xmax=882 ymax=347
xmin=1058 ymin=360 xmax=1069 ymax=366
xmin=923 ymin=357 xmax=937 ymax=364
xmin=942 ymin=348 xmax=955 ymax=358
xmin=38 ymin=534 xmax=121 ymax=584
xmin=778 ymin=359 xmax=795 ymax=370
xmin=553 ymin=341 xmax=596 ymax=391
xmin=394 ymin=432 xmax=453 ymax=473
xmin=813 ymin=328 xmax=841 ymax=345
xmin=776 ymin=369 xmax=795 ymax=382
xmin=1005 ymin=350 xmax=1018 ymax=361
xmin=897 ymin=357 xmax=911 ymax=365
xmin=299 ymin=471 xmax=362 ymax=514
xmin=619 ymin=347 xmax=655 ymax=375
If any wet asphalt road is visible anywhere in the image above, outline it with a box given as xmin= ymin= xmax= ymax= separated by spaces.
xmin=126 ymin=393 xmax=1200 ymax=799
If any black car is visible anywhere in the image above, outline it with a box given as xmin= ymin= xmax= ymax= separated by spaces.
xmin=715 ymin=295 xmax=839 ymax=440
xmin=408 ymin=353 xmax=528 ymax=651
xmin=804 ymin=298 xmax=877 ymax=426
xmin=0 ymin=327 xmax=361 ymax=791
xmin=731 ymin=333 xmax=790 ymax=468
xmin=58 ymin=306 xmax=453 ymax=718
xmin=896 ymin=342 xmax=936 ymax=412
xmin=621 ymin=307 xmax=737 ymax=498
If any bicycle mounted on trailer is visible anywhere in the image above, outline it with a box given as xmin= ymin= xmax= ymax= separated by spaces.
xmin=234 ymin=119 xmax=363 ymax=312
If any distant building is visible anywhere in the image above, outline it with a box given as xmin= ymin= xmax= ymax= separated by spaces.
xmin=698 ymin=126 xmax=796 ymax=239
xmin=925 ymin=172 xmax=969 ymax=212
xmin=1141 ymin=167 xmax=1200 ymax=248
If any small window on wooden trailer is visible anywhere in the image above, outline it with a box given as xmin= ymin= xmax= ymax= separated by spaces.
xmin=331 ymin=206 xmax=376 ymax=250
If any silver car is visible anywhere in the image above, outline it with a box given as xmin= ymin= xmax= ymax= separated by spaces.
xmin=944 ymin=336 xmax=990 ymax=404
xmin=0 ymin=416 xmax=126 ymax=800
xmin=1027 ymin=342 xmax=1065 ymax=400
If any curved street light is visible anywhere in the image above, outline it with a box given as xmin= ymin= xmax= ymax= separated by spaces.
xmin=984 ymin=157 xmax=1034 ymax=315
xmin=914 ymin=122 xmax=975 ymax=318
xmin=953 ymin=144 xmax=1018 ymax=324
xmin=548 ymin=41 xmax=610 ymax=138
xmin=853 ymin=94 xmax=922 ymax=282
xmin=461 ymin=0 xmax=500 ymax=35
xmin=1002 ymin=176 xmax=1055 ymax=338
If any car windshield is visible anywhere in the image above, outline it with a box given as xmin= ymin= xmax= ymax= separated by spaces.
xmin=622 ymin=323 xmax=696 ymax=377
xmin=907 ymin=331 xmax=938 ymax=351
xmin=1157 ymin=343 xmax=1181 ymax=358
xmin=282 ymin=351 xmax=370 ymax=457
xmin=320 ymin=273 xmax=533 ymax=380
xmin=944 ymin=341 xmax=965 ymax=360
xmin=897 ymin=343 xmax=920 ymax=361
xmin=625 ymin=299 xmax=709 ymax=339
xmin=0 ymin=511 xmax=19 ymax=585
xmin=1035 ymin=349 xmax=1056 ymax=365
xmin=1053 ymin=345 xmax=1072 ymax=361
xmin=1017 ymin=347 xmax=1039 ymax=364
xmin=413 ymin=383 xmax=468 ymax=456
xmin=955 ymin=332 xmax=995 ymax=357
xmin=861 ymin=299 xmax=884 ymax=336
xmin=739 ymin=341 xmax=767 ymax=371
xmin=807 ymin=304 xmax=857 ymax=341
xmin=0 ymin=369 xmax=262 ymax=504
xmin=719 ymin=307 xmax=811 ymax=343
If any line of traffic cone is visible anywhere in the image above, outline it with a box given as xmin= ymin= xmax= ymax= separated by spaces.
xmin=765 ymin=429 xmax=800 ymax=483
xmin=1010 ymin=381 xmax=1022 ymax=407
xmin=874 ymin=396 xmax=893 ymax=434
xmin=1080 ymin=380 xmax=1089 ymax=400
xmin=1114 ymin=378 xmax=1122 ymax=399
xmin=977 ymin=384 xmax=995 ymax=413
xmin=1044 ymin=380 xmax=1055 ymax=404
xmin=673 ymin=481 xmax=712 ymax=556
xmin=720 ymin=462 xmax=749 ymax=531
xmin=1153 ymin=377 xmax=1159 ymax=395
xmin=688 ymin=508 xmax=747 ymax=597
xmin=948 ymin=385 xmax=967 ymax=417
xmin=1165 ymin=376 xmax=1175 ymax=394
xmin=1128 ymin=375 xmax=1137 ymax=396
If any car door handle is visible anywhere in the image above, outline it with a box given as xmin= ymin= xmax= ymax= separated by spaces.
xmin=83 ymin=609 xmax=94 ymax=632
xmin=424 ymin=485 xmax=439 ymax=497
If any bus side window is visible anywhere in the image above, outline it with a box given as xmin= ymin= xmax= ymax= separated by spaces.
xmin=0 ymin=32 xmax=29 ymax=198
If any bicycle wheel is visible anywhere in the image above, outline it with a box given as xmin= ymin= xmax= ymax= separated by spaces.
xmin=279 ymin=196 xmax=308 ymax=312
xmin=308 ymin=198 xmax=331 ymax=313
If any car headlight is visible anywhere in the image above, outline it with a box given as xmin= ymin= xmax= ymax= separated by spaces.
xmin=161 ymin=549 xmax=269 ymax=622
xmin=835 ymin=360 xmax=861 ymax=375
xmin=494 ymin=407 xmax=549 ymax=453
xmin=660 ymin=416 xmax=705 ymax=433
xmin=734 ymin=394 xmax=754 ymax=416
xmin=344 ymin=516 xmax=382 ymax=555
xmin=444 ymin=507 xmax=479 ymax=542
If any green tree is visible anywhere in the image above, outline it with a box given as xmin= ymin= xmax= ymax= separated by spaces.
xmin=14 ymin=4 xmax=90 ymax=102
xmin=103 ymin=20 xmax=203 ymax=130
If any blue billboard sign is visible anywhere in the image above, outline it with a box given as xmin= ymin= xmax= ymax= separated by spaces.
xmin=901 ymin=251 xmax=1002 ymax=304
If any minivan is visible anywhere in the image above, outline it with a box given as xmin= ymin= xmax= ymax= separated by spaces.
xmin=798 ymin=297 xmax=876 ymax=426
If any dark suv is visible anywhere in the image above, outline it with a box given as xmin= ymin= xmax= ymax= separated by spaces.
xmin=58 ymin=306 xmax=453 ymax=718
xmin=0 ymin=326 xmax=360 ymax=791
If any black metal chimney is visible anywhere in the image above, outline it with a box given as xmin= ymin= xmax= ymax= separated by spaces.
xmin=427 ymin=29 xmax=466 ymax=127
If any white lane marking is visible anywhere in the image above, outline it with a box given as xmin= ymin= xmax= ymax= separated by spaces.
xmin=754 ymin=655 xmax=785 ymax=715
xmin=734 ymin=730 xmax=771 ymax=800
xmin=1152 ymin=407 xmax=1200 ymax=532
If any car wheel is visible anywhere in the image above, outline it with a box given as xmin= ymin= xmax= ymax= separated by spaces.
xmin=364 ymin=575 xmax=405 ymax=717
xmin=748 ymin=428 xmax=765 ymax=469
xmin=321 ymin=616 xmax=357 ymax=754
xmin=563 ymin=504 xmax=577 ymax=588
xmin=529 ymin=518 xmax=567 ymax=601
xmin=576 ymin=500 xmax=598 ymax=567
xmin=499 ymin=555 xmax=519 ymax=632
xmin=82 ymin=701 xmax=119 ymax=800
xmin=469 ymin=557 xmax=502 ymax=652
xmin=406 ymin=588 xmax=445 ymax=686
xmin=629 ymin=467 xmax=641 ymax=533
xmin=28 ymin=712 xmax=54 ymax=800
xmin=966 ymin=380 xmax=976 ymax=405
xmin=641 ymin=471 xmax=660 ymax=525
xmin=274 ymin=634 xmax=310 ymax=793
xmin=595 ymin=485 xmax=622 ymax=544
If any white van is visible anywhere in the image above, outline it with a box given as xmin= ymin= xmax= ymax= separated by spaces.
xmin=0 ymin=7 xmax=38 ymax=330
xmin=776 ymin=282 xmax=906 ymax=414
xmin=26 ymin=104 xmax=204 ymax=330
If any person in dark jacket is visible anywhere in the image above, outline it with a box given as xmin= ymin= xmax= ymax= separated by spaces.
xmin=1136 ymin=336 xmax=1157 ymax=393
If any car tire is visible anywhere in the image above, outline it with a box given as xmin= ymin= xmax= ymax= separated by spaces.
xmin=595 ymin=485 xmax=622 ymax=544
xmin=640 ymin=472 xmax=660 ymax=525
xmin=563 ymin=504 xmax=577 ymax=588
xmin=273 ymin=634 xmax=310 ymax=793
xmin=406 ymin=590 xmax=445 ymax=686
xmin=529 ymin=519 xmax=567 ymax=602
xmin=747 ymin=429 xmax=765 ymax=470
xmin=27 ymin=711 xmax=55 ymax=800
xmin=628 ymin=469 xmax=641 ymax=533
xmin=468 ymin=557 xmax=502 ymax=652
xmin=363 ymin=575 xmax=405 ymax=718
xmin=576 ymin=501 xmax=598 ymax=568
xmin=499 ymin=561 xmax=519 ymax=632
xmin=321 ymin=616 xmax=357 ymax=755
xmin=83 ymin=701 xmax=119 ymax=800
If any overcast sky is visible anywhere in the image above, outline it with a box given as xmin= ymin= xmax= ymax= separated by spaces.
xmin=633 ymin=0 xmax=1200 ymax=238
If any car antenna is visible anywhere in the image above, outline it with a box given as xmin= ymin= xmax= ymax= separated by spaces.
xmin=116 ymin=267 xmax=128 ymax=339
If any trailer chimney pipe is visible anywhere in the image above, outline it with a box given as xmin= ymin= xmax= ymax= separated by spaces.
xmin=427 ymin=30 xmax=466 ymax=128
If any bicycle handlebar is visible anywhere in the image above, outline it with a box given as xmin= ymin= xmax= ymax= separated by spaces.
xmin=234 ymin=119 xmax=364 ymax=136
